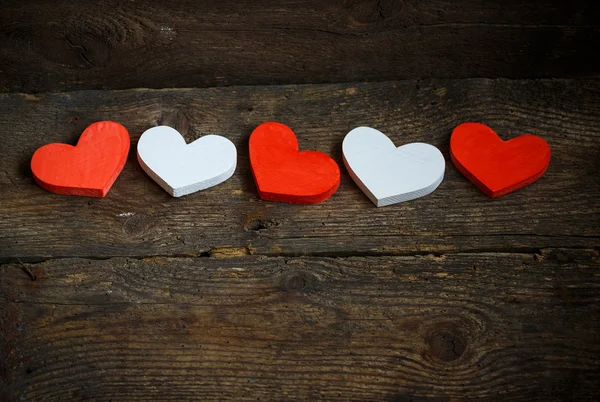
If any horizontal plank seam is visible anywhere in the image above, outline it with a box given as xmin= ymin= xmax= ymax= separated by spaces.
xmin=273 ymin=234 xmax=600 ymax=240
xmin=3 ymin=77 xmax=600 ymax=96
xmin=1 ymin=247 xmax=598 ymax=266
xmin=172 ymin=23 xmax=600 ymax=37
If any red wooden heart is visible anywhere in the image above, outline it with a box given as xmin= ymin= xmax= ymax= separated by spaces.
xmin=249 ymin=122 xmax=340 ymax=204
xmin=450 ymin=122 xmax=550 ymax=198
xmin=31 ymin=121 xmax=130 ymax=198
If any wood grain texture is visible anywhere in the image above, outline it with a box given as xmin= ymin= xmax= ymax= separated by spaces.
xmin=1 ymin=0 xmax=599 ymax=92
xmin=1 ymin=79 xmax=599 ymax=260
xmin=1 ymin=250 xmax=599 ymax=400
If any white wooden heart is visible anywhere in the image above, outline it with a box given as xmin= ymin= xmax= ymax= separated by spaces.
xmin=137 ymin=126 xmax=237 ymax=197
xmin=342 ymin=127 xmax=445 ymax=207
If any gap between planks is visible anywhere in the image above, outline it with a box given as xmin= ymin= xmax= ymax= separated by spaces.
xmin=1 ymin=247 xmax=598 ymax=267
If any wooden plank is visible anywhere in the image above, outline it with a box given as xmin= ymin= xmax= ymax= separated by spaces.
xmin=1 ymin=79 xmax=599 ymax=260
xmin=0 ymin=0 xmax=599 ymax=92
xmin=1 ymin=250 xmax=599 ymax=400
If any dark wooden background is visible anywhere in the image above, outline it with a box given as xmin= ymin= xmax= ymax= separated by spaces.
xmin=1 ymin=1 xmax=599 ymax=401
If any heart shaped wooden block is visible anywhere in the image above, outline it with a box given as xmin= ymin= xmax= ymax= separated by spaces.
xmin=137 ymin=126 xmax=237 ymax=197
xmin=30 ymin=121 xmax=130 ymax=197
xmin=450 ymin=123 xmax=551 ymax=198
xmin=249 ymin=122 xmax=340 ymax=204
xmin=343 ymin=127 xmax=445 ymax=206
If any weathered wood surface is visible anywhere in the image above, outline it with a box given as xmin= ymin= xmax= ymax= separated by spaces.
xmin=1 ymin=250 xmax=599 ymax=400
xmin=1 ymin=0 xmax=599 ymax=93
xmin=1 ymin=79 xmax=599 ymax=260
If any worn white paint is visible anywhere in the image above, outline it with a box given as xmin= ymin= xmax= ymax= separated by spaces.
xmin=342 ymin=127 xmax=445 ymax=207
xmin=137 ymin=126 xmax=237 ymax=197
xmin=117 ymin=212 xmax=135 ymax=217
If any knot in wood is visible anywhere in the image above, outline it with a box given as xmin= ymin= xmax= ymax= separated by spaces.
xmin=157 ymin=110 xmax=190 ymax=138
xmin=122 ymin=214 xmax=153 ymax=237
xmin=39 ymin=31 xmax=110 ymax=69
xmin=426 ymin=329 xmax=467 ymax=362
xmin=244 ymin=217 xmax=282 ymax=233
xmin=343 ymin=0 xmax=403 ymax=24
xmin=281 ymin=271 xmax=317 ymax=293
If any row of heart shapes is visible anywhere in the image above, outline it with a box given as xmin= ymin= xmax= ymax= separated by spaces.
xmin=30 ymin=121 xmax=551 ymax=206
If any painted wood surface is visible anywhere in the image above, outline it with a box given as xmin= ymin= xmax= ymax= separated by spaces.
xmin=249 ymin=122 xmax=340 ymax=204
xmin=30 ymin=121 xmax=130 ymax=198
xmin=1 ymin=79 xmax=599 ymax=259
xmin=137 ymin=126 xmax=237 ymax=197
xmin=450 ymin=123 xmax=551 ymax=198
xmin=343 ymin=126 xmax=445 ymax=206
xmin=1 ymin=0 xmax=599 ymax=92
xmin=2 ymin=250 xmax=599 ymax=400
